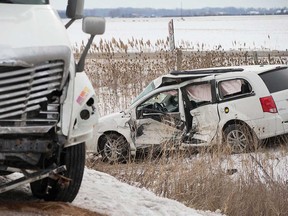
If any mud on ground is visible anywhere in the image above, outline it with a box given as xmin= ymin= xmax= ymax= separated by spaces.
xmin=0 ymin=201 xmax=104 ymax=216
xmin=0 ymin=183 xmax=104 ymax=216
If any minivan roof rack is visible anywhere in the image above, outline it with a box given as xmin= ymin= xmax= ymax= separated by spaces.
xmin=170 ymin=68 xmax=244 ymax=75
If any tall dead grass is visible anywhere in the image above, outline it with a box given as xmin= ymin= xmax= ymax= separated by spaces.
xmin=79 ymin=38 xmax=288 ymax=116
xmin=88 ymin=142 xmax=288 ymax=216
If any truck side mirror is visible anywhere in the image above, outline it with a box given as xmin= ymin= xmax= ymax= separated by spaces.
xmin=66 ymin=0 xmax=84 ymax=19
xmin=82 ymin=17 xmax=106 ymax=36
xmin=77 ymin=17 xmax=106 ymax=72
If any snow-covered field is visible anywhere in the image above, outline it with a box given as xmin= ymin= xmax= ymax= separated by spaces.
xmin=67 ymin=15 xmax=288 ymax=51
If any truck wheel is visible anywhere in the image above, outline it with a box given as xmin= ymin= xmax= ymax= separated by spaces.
xmin=99 ymin=133 xmax=130 ymax=163
xmin=30 ymin=142 xmax=85 ymax=202
xmin=223 ymin=124 xmax=258 ymax=154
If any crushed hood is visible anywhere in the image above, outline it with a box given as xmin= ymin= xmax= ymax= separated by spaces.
xmin=99 ymin=112 xmax=125 ymax=123
xmin=0 ymin=4 xmax=71 ymax=49
xmin=97 ymin=111 xmax=131 ymax=132
xmin=0 ymin=4 xmax=72 ymax=87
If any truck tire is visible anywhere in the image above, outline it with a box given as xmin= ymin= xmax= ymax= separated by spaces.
xmin=30 ymin=142 xmax=85 ymax=202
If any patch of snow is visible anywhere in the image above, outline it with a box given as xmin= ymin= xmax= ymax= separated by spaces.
xmin=74 ymin=168 xmax=223 ymax=216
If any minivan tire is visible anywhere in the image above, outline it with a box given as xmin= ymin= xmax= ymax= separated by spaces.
xmin=224 ymin=124 xmax=259 ymax=154
xmin=99 ymin=133 xmax=130 ymax=164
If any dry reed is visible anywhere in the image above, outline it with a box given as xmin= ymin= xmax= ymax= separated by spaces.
xmin=77 ymin=38 xmax=288 ymax=116
xmin=88 ymin=141 xmax=288 ymax=216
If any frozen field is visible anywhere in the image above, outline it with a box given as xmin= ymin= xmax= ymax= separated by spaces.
xmin=66 ymin=15 xmax=288 ymax=51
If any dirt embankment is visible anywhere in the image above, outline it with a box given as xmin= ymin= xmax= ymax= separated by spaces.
xmin=0 ymin=201 xmax=105 ymax=216
xmin=0 ymin=186 xmax=105 ymax=216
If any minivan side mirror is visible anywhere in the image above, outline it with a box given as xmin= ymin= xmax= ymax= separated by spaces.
xmin=66 ymin=0 xmax=84 ymax=19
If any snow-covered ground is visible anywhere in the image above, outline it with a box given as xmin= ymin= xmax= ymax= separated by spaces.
xmin=3 ymin=147 xmax=288 ymax=215
xmin=2 ymin=167 xmax=222 ymax=216
xmin=73 ymin=147 xmax=288 ymax=215
xmin=75 ymin=168 xmax=222 ymax=216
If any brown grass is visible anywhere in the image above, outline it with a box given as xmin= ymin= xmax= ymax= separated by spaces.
xmin=78 ymin=38 xmax=288 ymax=116
xmin=88 ymin=142 xmax=288 ymax=216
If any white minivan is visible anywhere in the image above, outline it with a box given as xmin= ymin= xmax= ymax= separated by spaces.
xmin=94 ymin=64 xmax=288 ymax=163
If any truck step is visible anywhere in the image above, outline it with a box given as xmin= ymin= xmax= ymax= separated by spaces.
xmin=0 ymin=165 xmax=66 ymax=194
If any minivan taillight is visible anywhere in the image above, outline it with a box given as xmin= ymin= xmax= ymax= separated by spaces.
xmin=260 ymin=96 xmax=278 ymax=113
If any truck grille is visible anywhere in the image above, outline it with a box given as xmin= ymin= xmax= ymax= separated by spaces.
xmin=0 ymin=61 xmax=64 ymax=134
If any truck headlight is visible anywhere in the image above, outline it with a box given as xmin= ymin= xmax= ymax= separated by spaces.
xmin=80 ymin=109 xmax=90 ymax=120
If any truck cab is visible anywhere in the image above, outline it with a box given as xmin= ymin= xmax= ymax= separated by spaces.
xmin=0 ymin=0 xmax=105 ymax=202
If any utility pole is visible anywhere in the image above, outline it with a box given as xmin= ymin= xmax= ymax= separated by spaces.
xmin=181 ymin=1 xmax=183 ymax=18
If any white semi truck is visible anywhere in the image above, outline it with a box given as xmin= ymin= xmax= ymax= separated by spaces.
xmin=0 ymin=0 xmax=105 ymax=202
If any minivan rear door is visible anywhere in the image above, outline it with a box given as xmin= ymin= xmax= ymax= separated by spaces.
xmin=259 ymin=67 xmax=288 ymax=125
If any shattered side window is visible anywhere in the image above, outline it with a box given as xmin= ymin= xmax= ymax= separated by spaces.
xmin=218 ymin=79 xmax=252 ymax=99
xmin=137 ymin=89 xmax=179 ymax=114
xmin=132 ymin=82 xmax=156 ymax=105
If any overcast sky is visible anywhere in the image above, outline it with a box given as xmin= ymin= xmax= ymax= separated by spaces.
xmin=50 ymin=0 xmax=288 ymax=10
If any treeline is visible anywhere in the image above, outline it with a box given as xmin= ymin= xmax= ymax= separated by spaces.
xmin=58 ymin=7 xmax=288 ymax=18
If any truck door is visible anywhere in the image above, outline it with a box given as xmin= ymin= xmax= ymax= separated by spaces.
xmin=181 ymin=81 xmax=219 ymax=143
xmin=133 ymin=89 xmax=184 ymax=148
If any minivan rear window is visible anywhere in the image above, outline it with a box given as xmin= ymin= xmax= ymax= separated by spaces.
xmin=260 ymin=68 xmax=288 ymax=93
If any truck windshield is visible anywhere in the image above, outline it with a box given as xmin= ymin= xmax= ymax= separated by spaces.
xmin=0 ymin=0 xmax=48 ymax=4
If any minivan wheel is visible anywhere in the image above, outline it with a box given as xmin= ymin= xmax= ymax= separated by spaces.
xmin=224 ymin=124 xmax=258 ymax=154
xmin=99 ymin=133 xmax=130 ymax=163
